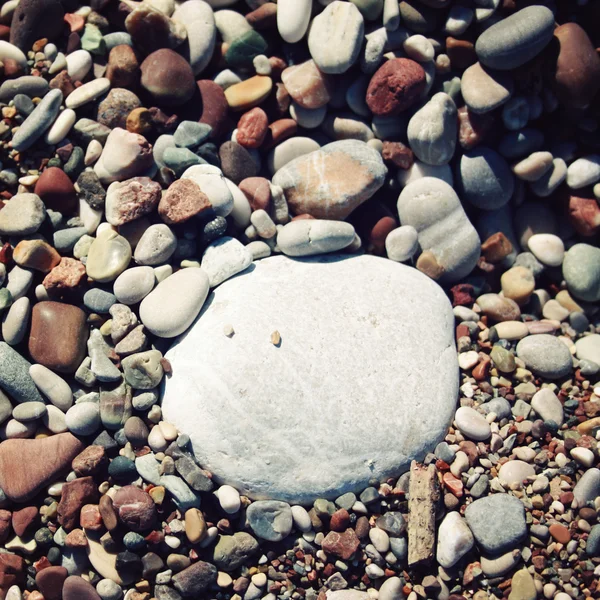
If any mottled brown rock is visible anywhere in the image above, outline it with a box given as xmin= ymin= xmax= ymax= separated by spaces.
xmin=239 ymin=177 xmax=271 ymax=212
xmin=58 ymin=476 xmax=98 ymax=531
xmin=246 ymin=3 xmax=277 ymax=30
xmin=35 ymin=566 xmax=68 ymax=600
xmin=457 ymin=106 xmax=495 ymax=151
xmin=112 ymin=485 xmax=156 ymax=532
xmin=321 ymin=529 xmax=360 ymax=559
xmin=382 ymin=141 xmax=414 ymax=169
xmin=72 ymin=445 xmax=106 ymax=476
xmin=480 ymin=232 xmax=512 ymax=263
xmin=0 ymin=433 xmax=85 ymax=502
xmin=197 ymin=80 xmax=229 ymax=137
xmin=34 ymin=167 xmax=78 ymax=214
xmin=99 ymin=494 xmax=118 ymax=531
xmin=42 ymin=257 xmax=87 ymax=300
xmin=0 ymin=553 xmax=24 ymax=599
xmin=264 ymin=118 xmax=297 ymax=149
xmin=63 ymin=575 xmax=102 ymax=600
xmin=172 ymin=561 xmax=218 ymax=597
xmin=236 ymin=107 xmax=268 ymax=149
xmin=0 ymin=510 xmax=11 ymax=543
xmin=446 ymin=37 xmax=477 ymax=70
xmin=105 ymin=176 xmax=162 ymax=226
xmin=29 ymin=301 xmax=88 ymax=373
xmin=80 ymin=504 xmax=103 ymax=531
xmin=106 ymin=45 xmax=140 ymax=89
xmin=569 ymin=195 xmax=600 ymax=237
xmin=366 ymin=58 xmax=426 ymax=116
xmin=140 ymin=49 xmax=195 ymax=107
xmin=13 ymin=239 xmax=61 ymax=273
xmin=49 ymin=70 xmax=76 ymax=98
xmin=125 ymin=4 xmax=185 ymax=55
xmin=126 ymin=107 xmax=153 ymax=135
xmin=281 ymin=60 xmax=332 ymax=109
xmin=219 ymin=141 xmax=258 ymax=184
xmin=96 ymin=88 xmax=141 ymax=129
xmin=158 ymin=179 xmax=212 ymax=225
xmin=550 ymin=23 xmax=600 ymax=109
xmin=9 ymin=0 xmax=64 ymax=51
xmin=11 ymin=506 xmax=37 ymax=537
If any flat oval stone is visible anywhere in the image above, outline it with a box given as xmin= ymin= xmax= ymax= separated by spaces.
xmin=475 ymin=6 xmax=555 ymax=70
xmin=162 ymin=254 xmax=458 ymax=504
xmin=516 ymin=334 xmax=572 ymax=380
xmin=498 ymin=460 xmax=535 ymax=488
xmin=461 ymin=63 xmax=513 ymax=114
xmin=29 ymin=301 xmax=88 ymax=374
xmin=86 ymin=230 xmax=132 ymax=283
xmin=139 ymin=268 xmax=210 ymax=338
xmin=562 ymin=243 xmax=600 ymax=302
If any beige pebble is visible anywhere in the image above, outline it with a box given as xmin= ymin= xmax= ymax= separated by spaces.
xmin=512 ymin=151 xmax=553 ymax=181
xmin=500 ymin=266 xmax=535 ymax=306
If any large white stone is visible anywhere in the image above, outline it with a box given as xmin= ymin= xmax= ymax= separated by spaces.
xmin=161 ymin=255 xmax=458 ymax=504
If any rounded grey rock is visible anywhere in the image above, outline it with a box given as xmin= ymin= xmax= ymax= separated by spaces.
xmin=65 ymin=402 xmax=101 ymax=436
xmin=457 ymin=147 xmax=514 ymax=210
xmin=134 ymin=224 xmax=177 ymax=266
xmin=475 ymin=6 xmax=555 ymax=70
xmin=562 ymin=243 xmax=600 ymax=302
xmin=162 ymin=254 xmax=458 ymax=504
xmin=246 ymin=500 xmax=293 ymax=542
xmin=113 ymin=266 xmax=156 ymax=305
xmin=0 ymin=193 xmax=46 ymax=236
xmin=83 ymin=288 xmax=117 ymax=314
xmin=516 ymin=334 xmax=573 ymax=379
xmin=122 ymin=350 xmax=164 ymax=390
xmin=12 ymin=401 xmax=47 ymax=422
xmin=12 ymin=89 xmax=63 ymax=151
xmin=277 ymin=220 xmax=356 ymax=257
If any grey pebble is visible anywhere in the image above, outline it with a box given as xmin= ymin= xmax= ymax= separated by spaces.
xmin=464 ymin=493 xmax=527 ymax=555
xmin=104 ymin=32 xmax=133 ymax=51
xmin=498 ymin=129 xmax=544 ymax=160
xmin=134 ymin=224 xmax=178 ymax=266
xmin=246 ymin=500 xmax=293 ymax=542
xmin=135 ymin=452 xmax=162 ymax=485
xmin=516 ymin=334 xmax=573 ymax=380
xmin=587 ymin=525 xmax=600 ymax=557
xmin=0 ymin=390 xmax=12 ymax=425
xmin=13 ymin=94 xmax=35 ymax=117
xmin=562 ymin=243 xmax=600 ymax=302
xmin=53 ymin=227 xmax=88 ymax=253
xmin=88 ymin=329 xmax=122 ymax=383
xmin=65 ymin=401 xmax=101 ymax=436
xmin=83 ymin=288 xmax=117 ymax=314
xmin=12 ymin=89 xmax=63 ymax=152
xmin=0 ymin=76 xmax=49 ymax=102
xmin=573 ymin=468 xmax=600 ymax=507
xmin=160 ymin=475 xmax=201 ymax=510
xmin=12 ymin=401 xmax=47 ymax=422
xmin=0 ymin=342 xmax=44 ymax=404
xmin=173 ymin=121 xmax=212 ymax=149
xmin=122 ymin=350 xmax=164 ymax=390
xmin=0 ymin=194 xmax=46 ymax=237
xmin=113 ymin=266 xmax=155 ymax=305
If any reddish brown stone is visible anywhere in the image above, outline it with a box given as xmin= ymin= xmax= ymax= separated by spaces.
xmin=0 ymin=553 xmax=25 ymax=599
xmin=11 ymin=506 xmax=37 ymax=537
xmin=42 ymin=257 xmax=87 ymax=300
xmin=264 ymin=118 xmax=297 ymax=149
xmin=36 ymin=566 xmax=68 ymax=600
xmin=442 ymin=472 xmax=463 ymax=498
xmin=329 ymin=509 xmax=350 ymax=532
xmin=0 ymin=25 xmax=10 ymax=42
xmin=34 ymin=167 xmax=78 ymax=214
xmin=450 ymin=283 xmax=476 ymax=307
xmin=29 ymin=301 xmax=88 ymax=373
xmin=0 ymin=434 xmax=85 ymax=503
xmin=551 ymin=23 xmax=600 ymax=109
xmin=239 ymin=177 xmax=271 ymax=212
xmin=197 ymin=79 xmax=229 ymax=137
xmin=106 ymin=44 xmax=140 ymax=89
xmin=99 ymin=494 xmax=119 ymax=531
xmin=382 ymin=141 xmax=414 ymax=169
xmin=63 ymin=575 xmax=102 ymax=600
xmin=481 ymin=232 xmax=513 ymax=263
xmin=49 ymin=70 xmax=76 ymax=98
xmin=64 ymin=528 xmax=88 ymax=548
xmin=72 ymin=445 xmax=106 ymax=476
xmin=126 ymin=107 xmax=153 ymax=135
xmin=0 ymin=510 xmax=11 ymax=543
xmin=64 ymin=13 xmax=85 ymax=33
xmin=58 ymin=477 xmax=98 ymax=531
xmin=245 ymin=3 xmax=277 ymax=30
xmin=366 ymin=58 xmax=426 ymax=116
xmin=321 ymin=529 xmax=360 ymax=559
xmin=140 ymin=49 xmax=195 ymax=107
xmin=112 ymin=485 xmax=156 ymax=532
xmin=446 ymin=37 xmax=477 ymax=70
xmin=369 ymin=216 xmax=398 ymax=255
xmin=569 ymin=195 xmax=600 ymax=237
xmin=549 ymin=523 xmax=570 ymax=544
xmin=80 ymin=504 xmax=103 ymax=531
xmin=236 ymin=107 xmax=269 ymax=149
xmin=158 ymin=179 xmax=212 ymax=225
xmin=457 ymin=106 xmax=495 ymax=151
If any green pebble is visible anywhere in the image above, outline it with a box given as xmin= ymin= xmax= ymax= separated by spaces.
xmin=81 ymin=23 xmax=106 ymax=56
xmin=163 ymin=147 xmax=205 ymax=176
xmin=0 ymin=288 xmax=12 ymax=312
xmin=490 ymin=345 xmax=516 ymax=373
xmin=47 ymin=157 xmax=62 ymax=168
xmin=225 ymin=30 xmax=268 ymax=69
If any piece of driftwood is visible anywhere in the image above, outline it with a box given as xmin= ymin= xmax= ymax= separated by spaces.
xmin=407 ymin=460 xmax=440 ymax=567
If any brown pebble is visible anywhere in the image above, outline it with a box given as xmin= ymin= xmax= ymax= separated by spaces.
xmin=236 ymin=107 xmax=269 ymax=149
xmin=264 ymin=118 xmax=297 ymax=149
xmin=140 ymin=48 xmax=195 ymax=107
xmin=29 ymin=301 xmax=88 ymax=373
xmin=64 ymin=528 xmax=88 ymax=548
xmin=321 ymin=529 xmax=360 ymax=559
xmin=106 ymin=44 xmax=140 ymax=89
xmin=0 ymin=509 xmax=11 ymax=543
xmin=382 ymin=141 xmax=414 ymax=169
xmin=446 ymin=37 xmax=477 ymax=70
xmin=80 ymin=504 xmax=103 ymax=531
xmin=246 ymin=3 xmax=277 ymax=30
xmin=329 ymin=509 xmax=350 ymax=532
xmin=126 ymin=107 xmax=153 ymax=136
xmin=481 ymin=232 xmax=513 ymax=263
xmin=568 ymin=195 xmax=600 ymax=237
xmin=416 ymin=250 xmax=444 ymax=280
xmin=281 ymin=60 xmax=331 ymax=109
xmin=549 ymin=523 xmax=571 ymax=544
xmin=34 ymin=167 xmax=78 ymax=214
xmin=457 ymin=106 xmax=495 ymax=151
xmin=239 ymin=177 xmax=272 ymax=212
xmin=112 ymin=485 xmax=156 ymax=532
xmin=42 ymin=257 xmax=87 ymax=301
xmin=49 ymin=70 xmax=76 ymax=98
xmin=366 ymin=58 xmax=426 ymax=116
xmin=72 ymin=445 xmax=106 ymax=476
xmin=36 ymin=566 xmax=68 ymax=600
xmin=158 ymin=179 xmax=212 ymax=225
xmin=11 ymin=506 xmax=37 ymax=537
xmin=219 ymin=141 xmax=258 ymax=184
xmin=197 ymin=79 xmax=229 ymax=137
xmin=57 ymin=477 xmax=99 ymax=531
xmin=99 ymin=495 xmax=119 ymax=531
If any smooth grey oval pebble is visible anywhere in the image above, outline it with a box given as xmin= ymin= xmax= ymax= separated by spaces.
xmin=12 ymin=401 xmax=47 ymax=422
xmin=0 ymin=76 xmax=49 ymax=102
xmin=12 ymin=89 xmax=63 ymax=152
xmin=475 ymin=5 xmax=555 ymax=70
xmin=83 ymin=288 xmax=118 ymax=314
xmin=66 ymin=402 xmax=101 ymax=436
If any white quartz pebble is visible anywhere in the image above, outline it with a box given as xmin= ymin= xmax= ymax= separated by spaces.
xmin=217 ymin=484 xmax=241 ymax=514
xmin=30 ymin=364 xmax=73 ymax=411
xmin=44 ymin=109 xmax=76 ymax=145
xmin=65 ymin=49 xmax=93 ymax=82
xmin=527 ymin=233 xmax=565 ymax=267
xmin=454 ymin=406 xmax=491 ymax=441
xmin=277 ymin=0 xmax=312 ymax=43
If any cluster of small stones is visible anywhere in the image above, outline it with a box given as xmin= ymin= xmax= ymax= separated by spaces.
xmin=0 ymin=0 xmax=599 ymax=600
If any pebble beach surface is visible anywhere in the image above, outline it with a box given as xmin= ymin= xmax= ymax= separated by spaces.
xmin=0 ymin=1 xmax=599 ymax=600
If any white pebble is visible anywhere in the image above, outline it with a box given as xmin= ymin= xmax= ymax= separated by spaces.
xmin=217 ymin=484 xmax=241 ymax=514
xmin=44 ymin=109 xmax=76 ymax=145
xmin=291 ymin=505 xmax=312 ymax=532
xmin=570 ymin=447 xmax=595 ymax=468
xmin=403 ymin=35 xmax=434 ymax=62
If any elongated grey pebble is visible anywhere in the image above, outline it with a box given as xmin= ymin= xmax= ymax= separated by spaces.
xmin=29 ymin=364 xmax=73 ymax=411
xmin=0 ymin=342 xmax=44 ymax=404
xmin=12 ymin=401 xmax=47 ymax=423
xmin=0 ymin=76 xmax=49 ymax=102
xmin=11 ymin=89 xmax=63 ymax=151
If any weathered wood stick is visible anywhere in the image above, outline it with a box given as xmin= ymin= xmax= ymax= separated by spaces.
xmin=407 ymin=461 xmax=440 ymax=567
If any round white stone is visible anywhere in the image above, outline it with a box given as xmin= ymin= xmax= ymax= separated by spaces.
xmin=454 ymin=406 xmax=490 ymax=441
xmin=436 ymin=511 xmax=474 ymax=568
xmin=527 ymin=233 xmax=565 ymax=267
xmin=161 ymin=254 xmax=458 ymax=504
